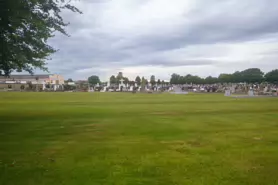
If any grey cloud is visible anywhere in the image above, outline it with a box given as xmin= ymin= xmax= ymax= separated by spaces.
xmin=138 ymin=59 xmax=218 ymax=67
xmin=118 ymin=0 xmax=278 ymax=52
xmin=46 ymin=0 xmax=278 ymax=79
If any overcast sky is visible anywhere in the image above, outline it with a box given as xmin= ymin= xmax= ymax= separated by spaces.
xmin=47 ymin=0 xmax=278 ymax=81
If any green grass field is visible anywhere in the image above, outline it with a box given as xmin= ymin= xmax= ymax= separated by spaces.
xmin=1 ymin=92 xmax=278 ymax=185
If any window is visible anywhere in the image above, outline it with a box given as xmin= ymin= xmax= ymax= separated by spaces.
xmin=8 ymin=85 xmax=12 ymax=89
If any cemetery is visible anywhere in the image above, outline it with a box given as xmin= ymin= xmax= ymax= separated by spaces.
xmin=87 ymin=79 xmax=278 ymax=98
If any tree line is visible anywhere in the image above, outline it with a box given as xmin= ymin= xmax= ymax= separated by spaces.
xmin=170 ymin=68 xmax=278 ymax=84
xmin=80 ymin=68 xmax=278 ymax=86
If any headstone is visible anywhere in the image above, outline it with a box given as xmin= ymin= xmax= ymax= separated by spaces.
xmin=231 ymin=85 xmax=236 ymax=93
xmin=103 ymin=86 xmax=107 ymax=92
xmin=264 ymin=86 xmax=268 ymax=93
xmin=224 ymin=89 xmax=231 ymax=96
xmin=118 ymin=79 xmax=125 ymax=91
xmin=248 ymin=89 xmax=254 ymax=96
xmin=89 ymin=88 xmax=94 ymax=92
xmin=120 ymin=79 xmax=124 ymax=86
xmin=42 ymin=82 xmax=46 ymax=90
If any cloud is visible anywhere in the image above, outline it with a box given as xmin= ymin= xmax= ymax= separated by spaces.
xmin=45 ymin=0 xmax=278 ymax=81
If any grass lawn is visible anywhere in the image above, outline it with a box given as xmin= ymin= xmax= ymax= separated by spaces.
xmin=1 ymin=92 xmax=278 ymax=185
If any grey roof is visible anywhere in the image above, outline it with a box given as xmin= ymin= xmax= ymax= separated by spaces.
xmin=0 ymin=74 xmax=51 ymax=80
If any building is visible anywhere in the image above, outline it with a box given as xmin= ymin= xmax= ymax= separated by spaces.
xmin=0 ymin=74 xmax=65 ymax=91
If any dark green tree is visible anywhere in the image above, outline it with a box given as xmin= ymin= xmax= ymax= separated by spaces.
xmin=110 ymin=75 xmax=117 ymax=84
xmin=116 ymin=72 xmax=123 ymax=83
xmin=231 ymin=71 xmax=242 ymax=83
xmin=135 ymin=76 xmax=141 ymax=85
xmin=123 ymin=77 xmax=129 ymax=85
xmin=265 ymin=69 xmax=278 ymax=84
xmin=141 ymin=77 xmax=146 ymax=88
xmin=88 ymin=75 xmax=100 ymax=86
xmin=67 ymin=78 xmax=73 ymax=82
xmin=240 ymin=68 xmax=264 ymax=83
xmin=150 ymin=75 xmax=156 ymax=86
xmin=0 ymin=0 xmax=82 ymax=76
xmin=218 ymin=73 xmax=233 ymax=83
xmin=157 ymin=79 xmax=161 ymax=85
xmin=204 ymin=76 xmax=218 ymax=84
xmin=170 ymin=73 xmax=180 ymax=84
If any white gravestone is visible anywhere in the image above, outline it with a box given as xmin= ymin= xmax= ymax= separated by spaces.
xmin=42 ymin=82 xmax=46 ymax=90
xmin=248 ymin=89 xmax=254 ymax=96
xmin=101 ymin=86 xmax=107 ymax=92
xmin=225 ymin=90 xmax=231 ymax=96
xmin=118 ymin=79 xmax=125 ymax=91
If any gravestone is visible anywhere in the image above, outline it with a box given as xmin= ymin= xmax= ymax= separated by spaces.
xmin=224 ymin=89 xmax=231 ymax=96
xmin=100 ymin=88 xmax=105 ymax=92
xmin=248 ymin=88 xmax=254 ymax=96
xmin=231 ymin=85 xmax=236 ymax=93
xmin=129 ymin=86 xmax=133 ymax=91
xmin=118 ymin=79 xmax=125 ymax=91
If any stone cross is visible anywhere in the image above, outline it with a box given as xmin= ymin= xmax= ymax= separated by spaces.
xmin=120 ymin=79 xmax=124 ymax=85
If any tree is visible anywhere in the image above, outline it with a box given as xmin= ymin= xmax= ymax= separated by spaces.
xmin=204 ymin=76 xmax=218 ymax=84
xmin=67 ymin=78 xmax=73 ymax=82
xmin=150 ymin=75 xmax=156 ymax=86
xmin=240 ymin=68 xmax=264 ymax=83
xmin=116 ymin=72 xmax=123 ymax=83
xmin=142 ymin=77 xmax=146 ymax=86
xmin=0 ymin=0 xmax=82 ymax=76
xmin=157 ymin=79 xmax=161 ymax=85
xmin=218 ymin=73 xmax=233 ymax=83
xmin=231 ymin=71 xmax=242 ymax=83
xmin=65 ymin=78 xmax=73 ymax=83
xmin=265 ymin=69 xmax=278 ymax=84
xmin=123 ymin=77 xmax=129 ymax=85
xmin=135 ymin=76 xmax=141 ymax=85
xmin=145 ymin=79 xmax=149 ymax=84
xmin=88 ymin=75 xmax=100 ymax=86
xmin=183 ymin=74 xmax=193 ymax=84
xmin=110 ymin=75 xmax=116 ymax=84
xmin=170 ymin=73 xmax=180 ymax=84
